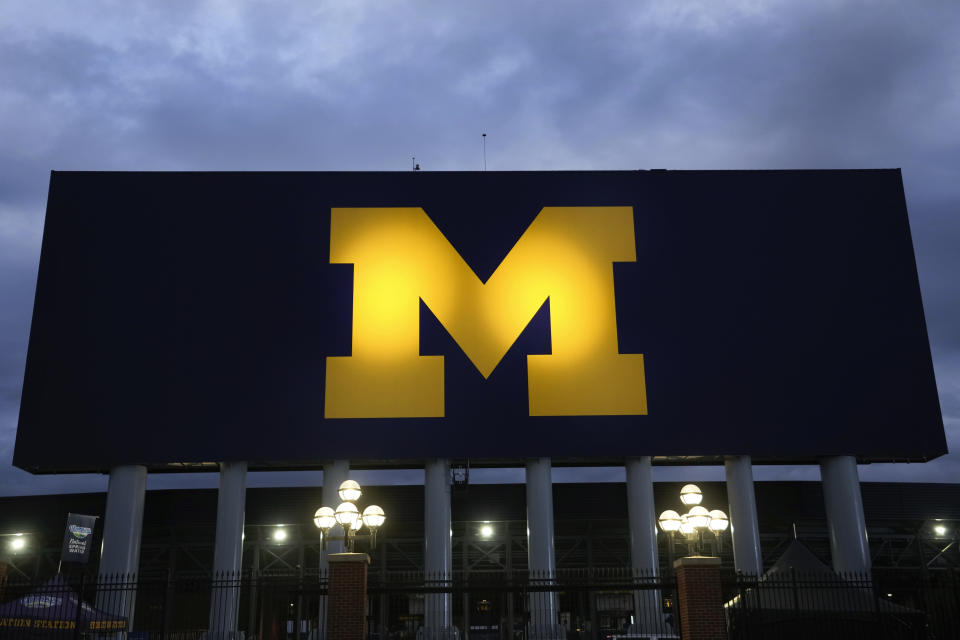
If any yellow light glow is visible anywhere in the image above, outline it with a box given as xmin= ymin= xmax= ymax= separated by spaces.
xmin=314 ymin=507 xmax=336 ymax=530
xmin=338 ymin=479 xmax=362 ymax=502
xmin=335 ymin=502 xmax=359 ymax=528
xmin=658 ymin=510 xmax=682 ymax=532
xmin=680 ymin=484 xmax=702 ymax=505
xmin=362 ymin=505 xmax=386 ymax=529
xmin=708 ymin=510 xmax=729 ymax=532
xmin=687 ymin=506 xmax=711 ymax=529
xmin=325 ymin=206 xmax=646 ymax=418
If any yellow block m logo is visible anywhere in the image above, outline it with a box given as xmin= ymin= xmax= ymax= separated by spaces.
xmin=325 ymin=206 xmax=647 ymax=418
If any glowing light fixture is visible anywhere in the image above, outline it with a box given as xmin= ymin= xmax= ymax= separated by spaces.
xmin=708 ymin=510 xmax=729 ymax=532
xmin=934 ymin=524 xmax=947 ymax=537
xmin=316 ymin=481 xmax=386 ymax=551
xmin=10 ymin=537 xmax=26 ymax=551
xmin=658 ymin=510 xmax=682 ymax=532
xmin=687 ymin=506 xmax=711 ymax=529
xmin=313 ymin=507 xmax=336 ymax=531
xmin=273 ymin=527 xmax=288 ymax=542
xmin=338 ymin=480 xmax=362 ymax=502
xmin=480 ymin=524 xmax=493 ymax=538
xmin=680 ymin=484 xmax=703 ymax=506
xmin=362 ymin=505 xmax=386 ymax=530
xmin=335 ymin=502 xmax=359 ymax=528
xmin=660 ymin=484 xmax=729 ymax=555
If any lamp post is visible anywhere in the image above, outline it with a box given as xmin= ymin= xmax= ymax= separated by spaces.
xmin=313 ymin=480 xmax=386 ymax=551
xmin=659 ymin=484 xmax=729 ymax=555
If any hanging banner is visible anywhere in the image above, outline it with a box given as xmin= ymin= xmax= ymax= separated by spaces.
xmin=59 ymin=513 xmax=97 ymax=564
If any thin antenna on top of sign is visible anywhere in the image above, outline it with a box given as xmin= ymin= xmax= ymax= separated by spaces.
xmin=481 ymin=133 xmax=487 ymax=171
xmin=412 ymin=156 xmax=420 ymax=171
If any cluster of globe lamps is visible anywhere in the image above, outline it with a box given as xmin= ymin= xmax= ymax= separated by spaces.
xmin=313 ymin=480 xmax=386 ymax=550
xmin=658 ymin=484 xmax=729 ymax=539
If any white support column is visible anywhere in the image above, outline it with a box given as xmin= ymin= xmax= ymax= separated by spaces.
xmin=820 ymin=456 xmax=871 ymax=574
xmin=424 ymin=459 xmax=455 ymax=637
xmin=97 ymin=465 xmax=147 ymax=625
xmin=725 ymin=455 xmax=763 ymax=576
xmin=318 ymin=460 xmax=350 ymax=639
xmin=209 ymin=462 xmax=247 ymax=639
xmin=625 ymin=457 xmax=662 ymax=632
xmin=525 ymin=458 xmax=563 ymax=640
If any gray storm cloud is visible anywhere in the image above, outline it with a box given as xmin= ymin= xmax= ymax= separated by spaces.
xmin=0 ymin=0 xmax=957 ymax=494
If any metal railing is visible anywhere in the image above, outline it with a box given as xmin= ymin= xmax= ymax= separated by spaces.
xmin=0 ymin=569 xmax=679 ymax=640
xmin=724 ymin=570 xmax=960 ymax=640
xmin=4 ymin=567 xmax=954 ymax=639
xmin=366 ymin=568 xmax=680 ymax=639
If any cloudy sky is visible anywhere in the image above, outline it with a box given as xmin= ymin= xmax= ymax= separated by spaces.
xmin=1 ymin=0 xmax=958 ymax=495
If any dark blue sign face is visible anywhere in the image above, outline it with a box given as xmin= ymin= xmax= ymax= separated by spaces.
xmin=14 ymin=170 xmax=946 ymax=472
xmin=60 ymin=512 xmax=97 ymax=563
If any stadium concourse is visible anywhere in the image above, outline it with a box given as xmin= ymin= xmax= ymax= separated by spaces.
xmin=1 ymin=481 xmax=958 ymax=581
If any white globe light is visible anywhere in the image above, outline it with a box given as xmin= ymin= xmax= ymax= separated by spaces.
xmin=335 ymin=502 xmax=359 ymax=528
xmin=338 ymin=479 xmax=362 ymax=502
xmin=480 ymin=524 xmax=493 ymax=538
xmin=313 ymin=507 xmax=336 ymax=530
xmin=680 ymin=484 xmax=703 ymax=505
xmin=687 ymin=506 xmax=711 ymax=529
xmin=10 ymin=537 xmax=25 ymax=551
xmin=708 ymin=510 xmax=729 ymax=532
xmin=362 ymin=505 xmax=386 ymax=530
xmin=273 ymin=528 xmax=288 ymax=542
xmin=679 ymin=515 xmax=695 ymax=535
xmin=658 ymin=510 xmax=682 ymax=532
xmin=351 ymin=516 xmax=363 ymax=531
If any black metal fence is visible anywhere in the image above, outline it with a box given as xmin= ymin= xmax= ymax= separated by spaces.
xmin=724 ymin=570 xmax=960 ymax=640
xmin=1 ymin=568 xmax=957 ymax=639
xmin=0 ymin=569 xmax=678 ymax=640
xmin=367 ymin=569 xmax=679 ymax=639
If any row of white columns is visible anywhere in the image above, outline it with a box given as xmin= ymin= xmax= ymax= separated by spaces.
xmin=96 ymin=455 xmax=872 ymax=634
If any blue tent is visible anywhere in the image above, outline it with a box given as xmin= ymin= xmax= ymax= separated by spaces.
xmin=0 ymin=575 xmax=127 ymax=633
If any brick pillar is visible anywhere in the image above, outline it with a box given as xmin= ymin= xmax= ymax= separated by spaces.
xmin=674 ymin=556 xmax=727 ymax=640
xmin=328 ymin=553 xmax=369 ymax=640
